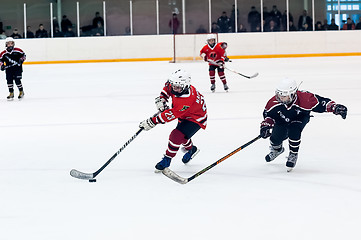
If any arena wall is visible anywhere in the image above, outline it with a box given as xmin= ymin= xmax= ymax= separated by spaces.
xmin=3 ymin=31 xmax=361 ymax=64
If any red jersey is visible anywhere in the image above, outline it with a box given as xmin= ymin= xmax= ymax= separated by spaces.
xmin=152 ymin=82 xmax=207 ymax=129
xmin=200 ymin=42 xmax=226 ymax=66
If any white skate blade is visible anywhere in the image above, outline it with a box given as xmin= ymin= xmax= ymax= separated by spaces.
xmin=287 ymin=167 xmax=294 ymax=172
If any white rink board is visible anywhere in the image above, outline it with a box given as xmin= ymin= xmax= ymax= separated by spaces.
xmin=1 ymin=31 xmax=360 ymax=62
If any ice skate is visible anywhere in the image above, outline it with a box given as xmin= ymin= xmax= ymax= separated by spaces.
xmin=210 ymin=84 xmax=215 ymax=92
xmin=18 ymin=91 xmax=24 ymax=99
xmin=265 ymin=144 xmax=284 ymax=162
xmin=155 ymin=155 xmax=172 ymax=173
xmin=286 ymin=152 xmax=298 ymax=171
xmin=223 ymin=83 xmax=229 ymax=92
xmin=182 ymin=146 xmax=200 ymax=164
xmin=7 ymin=92 xmax=14 ymax=101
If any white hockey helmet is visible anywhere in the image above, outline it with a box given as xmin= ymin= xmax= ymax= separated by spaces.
xmin=275 ymin=78 xmax=298 ymax=104
xmin=5 ymin=37 xmax=15 ymax=46
xmin=206 ymin=34 xmax=217 ymax=45
xmin=168 ymin=69 xmax=191 ymax=96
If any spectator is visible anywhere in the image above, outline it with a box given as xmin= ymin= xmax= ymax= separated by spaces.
xmin=322 ymin=19 xmax=329 ymax=30
xmin=328 ymin=18 xmax=339 ymax=30
xmin=315 ymin=21 xmax=323 ymax=31
xmin=238 ymin=23 xmax=247 ymax=32
xmin=269 ymin=5 xmax=282 ymax=28
xmin=217 ymin=11 xmax=231 ymax=33
xmin=342 ymin=18 xmax=355 ymax=30
xmin=0 ymin=30 xmax=6 ymax=39
xmin=248 ymin=6 xmax=261 ymax=32
xmin=23 ymin=26 xmax=34 ymax=38
xmin=10 ymin=28 xmax=22 ymax=39
xmin=35 ymin=24 xmax=48 ymax=38
xmin=92 ymin=22 xmax=104 ymax=36
xmin=356 ymin=17 xmax=361 ymax=29
xmin=53 ymin=17 xmax=59 ymax=31
xmin=298 ymin=10 xmax=312 ymax=31
xmin=230 ymin=4 xmax=239 ymax=32
xmin=92 ymin=12 xmax=104 ymax=28
xmin=282 ymin=10 xmax=294 ymax=31
xmin=289 ymin=21 xmax=297 ymax=31
xmin=264 ymin=20 xmax=280 ymax=32
xmin=196 ymin=25 xmax=207 ymax=34
xmin=53 ymin=26 xmax=64 ymax=37
xmin=61 ymin=15 xmax=73 ymax=32
xmin=211 ymin=22 xmax=220 ymax=33
xmin=63 ymin=27 xmax=76 ymax=37
xmin=263 ymin=6 xmax=271 ymax=26
xmin=169 ymin=13 xmax=180 ymax=34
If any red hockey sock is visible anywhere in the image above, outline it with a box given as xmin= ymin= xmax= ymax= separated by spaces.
xmin=218 ymin=71 xmax=227 ymax=84
xmin=209 ymin=70 xmax=215 ymax=84
xmin=165 ymin=129 xmax=192 ymax=158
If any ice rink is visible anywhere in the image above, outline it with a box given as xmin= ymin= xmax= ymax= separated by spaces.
xmin=1 ymin=56 xmax=360 ymax=240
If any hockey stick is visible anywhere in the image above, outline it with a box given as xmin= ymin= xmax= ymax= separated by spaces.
xmin=162 ymin=135 xmax=261 ymax=184
xmin=1 ymin=63 xmax=20 ymax=70
xmin=207 ymin=59 xmax=259 ymax=79
xmin=70 ymin=128 xmax=144 ymax=180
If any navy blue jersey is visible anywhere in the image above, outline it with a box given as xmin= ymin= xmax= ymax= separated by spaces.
xmin=0 ymin=47 xmax=26 ymax=71
xmin=263 ymin=90 xmax=335 ymax=126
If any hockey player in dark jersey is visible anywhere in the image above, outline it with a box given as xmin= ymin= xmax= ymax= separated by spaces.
xmin=0 ymin=37 xmax=26 ymax=100
xmin=139 ymin=69 xmax=207 ymax=172
xmin=260 ymin=78 xmax=347 ymax=171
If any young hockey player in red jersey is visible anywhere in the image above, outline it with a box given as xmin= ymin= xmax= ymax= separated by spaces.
xmin=260 ymin=78 xmax=347 ymax=171
xmin=0 ymin=37 xmax=26 ymax=100
xmin=139 ymin=69 xmax=207 ymax=172
xmin=200 ymin=34 xmax=229 ymax=92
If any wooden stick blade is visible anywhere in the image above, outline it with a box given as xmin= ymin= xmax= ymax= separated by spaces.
xmin=249 ymin=72 xmax=259 ymax=79
xmin=70 ymin=169 xmax=94 ymax=180
xmin=162 ymin=168 xmax=188 ymax=184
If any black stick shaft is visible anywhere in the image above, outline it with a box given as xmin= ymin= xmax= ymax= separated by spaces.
xmin=187 ymin=135 xmax=261 ymax=182
xmin=92 ymin=128 xmax=143 ymax=178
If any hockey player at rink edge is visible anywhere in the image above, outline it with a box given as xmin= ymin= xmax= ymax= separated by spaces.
xmin=139 ymin=69 xmax=207 ymax=172
xmin=0 ymin=37 xmax=26 ymax=100
xmin=260 ymin=78 xmax=347 ymax=171
xmin=200 ymin=34 xmax=229 ymax=92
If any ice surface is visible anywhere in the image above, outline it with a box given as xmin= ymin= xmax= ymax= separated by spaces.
xmin=0 ymin=57 xmax=360 ymax=240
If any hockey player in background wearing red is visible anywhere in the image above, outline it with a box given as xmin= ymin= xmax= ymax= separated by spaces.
xmin=0 ymin=37 xmax=26 ymax=100
xmin=200 ymin=34 xmax=229 ymax=92
xmin=139 ymin=69 xmax=207 ymax=172
xmin=260 ymin=78 xmax=347 ymax=171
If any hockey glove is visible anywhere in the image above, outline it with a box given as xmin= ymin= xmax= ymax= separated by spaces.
xmin=200 ymin=53 xmax=207 ymax=62
xmin=139 ymin=118 xmax=156 ymax=131
xmin=155 ymin=96 xmax=169 ymax=112
xmin=333 ymin=104 xmax=347 ymax=119
xmin=216 ymin=60 xmax=224 ymax=68
xmin=260 ymin=121 xmax=273 ymax=139
xmin=19 ymin=58 xmax=25 ymax=64
xmin=0 ymin=64 xmax=5 ymax=71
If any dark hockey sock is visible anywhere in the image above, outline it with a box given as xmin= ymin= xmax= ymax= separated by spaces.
xmin=8 ymin=84 xmax=14 ymax=93
xmin=289 ymin=138 xmax=301 ymax=154
xmin=16 ymin=84 xmax=23 ymax=91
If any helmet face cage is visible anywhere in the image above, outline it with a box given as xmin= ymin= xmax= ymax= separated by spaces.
xmin=275 ymin=89 xmax=296 ymax=104
xmin=206 ymin=34 xmax=216 ymax=47
xmin=5 ymin=37 xmax=15 ymax=51
xmin=275 ymin=79 xmax=298 ymax=104
xmin=168 ymin=69 xmax=191 ymax=95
